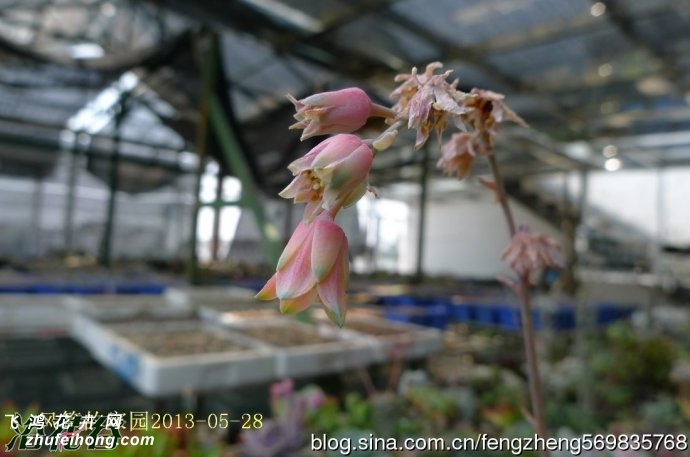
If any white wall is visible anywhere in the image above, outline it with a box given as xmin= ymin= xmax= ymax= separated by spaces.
xmin=524 ymin=167 xmax=690 ymax=245
xmin=607 ymin=166 xmax=690 ymax=245
xmin=408 ymin=192 xmax=562 ymax=279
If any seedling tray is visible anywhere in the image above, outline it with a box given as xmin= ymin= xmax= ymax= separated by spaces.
xmin=223 ymin=318 xmax=371 ymax=378
xmin=198 ymin=300 xmax=277 ymax=323
xmin=64 ymin=295 xmax=191 ymax=320
xmin=0 ymin=295 xmax=71 ymax=336
xmin=165 ymin=286 xmax=257 ymax=309
xmin=71 ymin=316 xmax=275 ymax=396
xmin=320 ymin=316 xmax=443 ymax=363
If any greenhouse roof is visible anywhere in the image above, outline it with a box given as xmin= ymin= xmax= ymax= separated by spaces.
xmin=1 ymin=0 xmax=690 ymax=191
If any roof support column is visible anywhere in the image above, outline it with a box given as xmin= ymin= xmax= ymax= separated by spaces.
xmin=29 ymin=173 xmax=45 ymax=258
xmin=187 ymin=30 xmax=218 ymax=284
xmin=63 ymin=132 xmax=85 ymax=254
xmin=98 ymin=97 xmax=129 ymax=267
xmin=211 ymin=173 xmax=223 ymax=261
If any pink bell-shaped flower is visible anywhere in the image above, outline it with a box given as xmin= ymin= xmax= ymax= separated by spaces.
xmin=279 ymin=134 xmax=373 ymax=222
xmin=287 ymin=87 xmax=373 ymax=140
xmin=256 ymin=212 xmax=349 ymax=326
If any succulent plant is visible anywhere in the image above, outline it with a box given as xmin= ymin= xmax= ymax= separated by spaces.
xmin=240 ymin=418 xmax=305 ymax=457
xmin=369 ymin=392 xmax=404 ymax=437
xmin=241 ymin=379 xmax=329 ymax=457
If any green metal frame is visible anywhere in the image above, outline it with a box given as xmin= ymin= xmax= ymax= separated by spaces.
xmin=63 ymin=131 xmax=84 ymax=254
xmin=187 ymin=31 xmax=281 ymax=284
xmin=199 ymin=199 xmax=246 ymax=208
xmin=98 ymin=95 xmax=129 ymax=267
xmin=187 ymin=31 xmax=217 ymax=284
xmin=208 ymin=94 xmax=282 ymax=265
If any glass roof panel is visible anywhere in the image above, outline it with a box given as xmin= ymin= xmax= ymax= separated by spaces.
xmin=445 ymin=60 xmax=511 ymax=93
xmin=249 ymin=0 xmax=350 ymax=27
xmin=335 ymin=16 xmax=439 ymax=67
xmin=486 ymin=27 xmax=657 ymax=89
xmin=616 ymin=0 xmax=690 ymax=16
xmin=391 ymin=0 xmax=592 ymax=46
xmin=633 ymin=11 xmax=690 ymax=55
xmin=0 ymin=0 xmax=188 ymax=69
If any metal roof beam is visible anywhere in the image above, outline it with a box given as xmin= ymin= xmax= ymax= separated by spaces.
xmin=596 ymin=0 xmax=686 ymax=93
xmin=152 ymin=0 xmax=397 ymax=78
xmin=484 ymin=2 xmax=686 ymax=56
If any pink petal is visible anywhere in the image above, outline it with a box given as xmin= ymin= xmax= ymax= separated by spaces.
xmin=302 ymin=201 xmax=324 ymax=223
xmin=323 ymin=144 xmax=373 ymax=190
xmin=255 ymin=273 xmax=278 ymax=300
xmin=278 ymin=175 xmax=312 ymax=202
xmin=415 ymin=128 xmax=430 ymax=150
xmin=408 ymin=85 xmax=433 ymax=129
xmin=289 ymin=95 xmax=359 ymax=141
xmin=277 ymin=221 xmax=312 ymax=270
xmin=289 ymin=119 xmax=308 ymax=131
xmin=300 ymin=89 xmax=372 ymax=136
xmin=302 ymin=88 xmax=367 ymax=108
xmin=317 ymin=144 xmax=372 ymax=211
xmin=310 ymin=134 xmax=362 ymax=169
xmin=280 ymin=287 xmax=317 ymax=314
xmin=303 ymin=106 xmax=332 ymax=119
xmin=341 ymin=180 xmax=368 ymax=208
xmin=286 ymin=94 xmax=304 ymax=111
xmin=433 ymin=86 xmax=465 ymax=115
xmin=276 ymin=224 xmax=317 ymax=300
xmin=288 ymin=138 xmax=334 ymax=173
xmin=301 ymin=119 xmax=328 ymax=141
xmin=311 ymin=216 xmax=346 ymax=281
xmin=317 ymin=240 xmax=349 ymax=327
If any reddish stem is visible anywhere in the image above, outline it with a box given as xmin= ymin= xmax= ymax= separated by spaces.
xmin=482 ymin=133 xmax=550 ymax=457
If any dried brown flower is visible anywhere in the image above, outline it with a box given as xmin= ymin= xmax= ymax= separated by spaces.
xmin=464 ymin=88 xmax=527 ymax=147
xmin=437 ymin=132 xmax=480 ymax=178
xmin=501 ymin=225 xmax=561 ymax=284
xmin=391 ymin=62 xmax=469 ymax=149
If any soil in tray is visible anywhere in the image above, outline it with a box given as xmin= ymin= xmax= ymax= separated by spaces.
xmin=201 ymin=301 xmax=265 ymax=311
xmin=114 ymin=330 xmax=249 ymax=357
xmin=222 ymin=310 xmax=277 ymax=320
xmin=344 ymin=321 xmax=409 ymax=336
xmin=238 ymin=325 xmax=336 ymax=347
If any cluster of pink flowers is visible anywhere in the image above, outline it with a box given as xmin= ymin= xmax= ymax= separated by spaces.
xmin=256 ymin=63 xmax=560 ymax=326
xmin=256 ymin=89 xmax=388 ymax=326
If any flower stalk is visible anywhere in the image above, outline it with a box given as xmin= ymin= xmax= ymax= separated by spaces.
xmin=370 ymin=103 xmax=398 ymax=119
xmin=480 ymin=133 xmax=550 ymax=457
